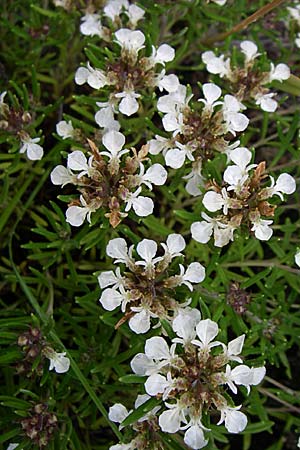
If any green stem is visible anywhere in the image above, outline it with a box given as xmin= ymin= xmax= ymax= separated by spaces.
xmin=221 ymin=260 xmax=299 ymax=274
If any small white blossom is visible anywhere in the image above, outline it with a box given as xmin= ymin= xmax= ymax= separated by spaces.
xmin=124 ymin=187 xmax=154 ymax=217
xmin=50 ymin=165 xmax=76 ymax=187
xmin=255 ymin=92 xmax=278 ymax=112
xmin=251 ymin=217 xmax=273 ymax=241
xmin=115 ymin=89 xmax=141 ymax=116
xmin=56 ymin=120 xmax=74 ymax=139
xmin=125 ymin=4 xmax=145 ymax=27
xmin=177 ymin=262 xmax=206 ymax=291
xmin=202 ymin=51 xmax=231 ymax=78
xmin=199 ymin=83 xmax=222 ymax=114
xmin=45 ymin=349 xmax=70 ymax=374
xmin=268 ymin=63 xmax=290 ymax=82
xmin=114 ymin=28 xmax=145 ymax=54
xmin=217 ymin=405 xmax=247 ymax=434
xmin=20 ymin=136 xmax=44 ymax=160
xmin=240 ymin=40 xmax=261 ymax=63
xmin=80 ymin=13 xmax=103 ymax=37
xmin=100 ymin=130 xmax=128 ymax=163
xmin=75 ymin=63 xmax=109 ymax=89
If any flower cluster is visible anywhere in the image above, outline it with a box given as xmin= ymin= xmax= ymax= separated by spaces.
xmin=0 ymin=92 xmax=43 ymax=160
xmin=127 ymin=315 xmax=265 ymax=449
xmin=108 ymin=394 xmax=163 ymax=450
xmin=75 ymin=26 xmax=177 ymax=121
xmin=20 ymin=403 xmax=58 ymax=448
xmin=17 ymin=327 xmax=70 ymax=375
xmin=98 ymin=234 xmax=205 ymax=333
xmin=79 ymin=0 xmax=145 ymax=38
xmin=191 ymin=147 xmax=296 ymax=247
xmin=202 ymin=40 xmax=290 ymax=112
xmin=149 ymin=83 xmax=249 ymax=196
xmin=51 ymin=130 xmax=167 ymax=227
xmin=287 ymin=3 xmax=300 ymax=48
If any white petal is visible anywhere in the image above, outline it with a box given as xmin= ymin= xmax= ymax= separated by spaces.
xmin=165 ymin=148 xmax=186 ymax=168
xmin=224 ymin=410 xmax=247 ymax=433
xmin=98 ymin=270 xmax=118 ymax=289
xmin=230 ymin=147 xmax=252 ymax=168
xmin=75 ymin=67 xmax=89 ymax=85
xmin=173 ymin=307 xmax=201 ymax=342
xmin=145 ymin=336 xmax=170 ymax=360
xmin=156 ymin=44 xmax=175 ymax=63
xmin=137 ymin=239 xmax=157 ymax=262
xmin=203 ymin=191 xmax=224 ymax=212
xmin=102 ymin=130 xmax=126 ymax=153
xmin=145 ymin=373 xmax=169 ymax=396
xmin=66 ymin=206 xmax=87 ymax=226
xmin=228 ymin=335 xmax=245 ymax=356
xmin=270 ymin=63 xmax=290 ymax=82
xmin=26 ymin=143 xmax=44 ymax=160
xmin=118 ymin=94 xmax=139 ymax=116
xmin=184 ymin=425 xmax=208 ymax=449
xmin=166 ymin=234 xmax=186 ymax=254
xmin=106 ymin=238 xmax=128 ymax=261
xmin=191 ymin=221 xmax=213 ymax=244
xmin=99 ymin=288 xmax=123 ymax=311
xmin=202 ymin=83 xmax=222 ymax=104
xmin=159 ymin=74 xmax=180 ymax=93
xmin=240 ymin=40 xmax=259 ymax=61
xmin=50 ymin=165 xmax=73 ymax=186
xmin=159 ymin=407 xmax=182 ymax=433
xmin=130 ymin=353 xmax=156 ymax=375
xmin=108 ymin=404 xmax=129 ymax=423
xmin=131 ymin=196 xmax=154 ymax=216
xmin=275 ymin=173 xmax=296 ymax=194
xmin=129 ymin=309 xmax=151 ymax=334
xmin=184 ymin=262 xmax=206 ymax=283
xmin=144 ymin=164 xmax=167 ymax=186
xmin=196 ymin=319 xmax=219 ymax=345
xmin=67 ymin=151 xmax=88 ymax=171
xmin=56 ymin=120 xmax=74 ymax=139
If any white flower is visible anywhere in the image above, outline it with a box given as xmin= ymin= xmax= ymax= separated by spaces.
xmin=224 ymin=147 xmax=256 ymax=192
xmin=124 ymin=187 xmax=154 ymax=217
xmin=155 ymin=72 xmax=180 ymax=93
xmin=199 ymin=83 xmax=222 ymax=114
xmin=184 ymin=423 xmax=208 ymax=449
xmin=20 ymin=136 xmax=44 ymax=160
xmin=106 ymin=237 xmax=133 ymax=265
xmin=7 ymin=445 xmax=22 ymax=450
xmin=95 ymin=102 xmax=120 ymax=131
xmin=145 ymin=373 xmax=172 ymax=397
xmin=148 ymin=135 xmax=171 ymax=155
xmin=135 ymin=239 xmax=162 ymax=270
xmin=191 ymin=213 xmax=236 ymax=248
xmin=203 ymin=188 xmax=232 ymax=215
xmin=162 ymin=111 xmax=184 ymax=136
xmin=177 ymin=262 xmax=206 ymax=291
xmin=80 ymin=13 xmax=103 ymax=37
xmin=224 ymin=364 xmax=266 ymax=394
xmin=202 ymin=51 xmax=231 ymax=78
xmin=295 ymin=250 xmax=300 ymax=268
xmin=172 ymin=307 xmax=201 ymax=345
xmin=222 ymin=95 xmax=249 ymax=135
xmin=56 ymin=120 xmax=74 ymax=139
xmin=130 ymin=353 xmax=157 ymax=376
xmin=265 ymin=173 xmax=296 ymax=200
xmin=251 ymin=217 xmax=273 ymax=241
xmin=75 ymin=62 xmax=109 ymax=89
xmin=114 ymin=28 xmax=145 ymax=54
xmin=158 ymin=402 xmax=187 ymax=433
xmin=157 ymin=84 xmax=191 ymax=114
xmin=98 ymin=267 xmax=124 ymax=290
xmin=161 ymin=234 xmax=186 ymax=260
xmin=192 ymin=318 xmax=222 ymax=352
xmin=136 ymin=163 xmax=168 ymax=189
xmin=165 ymin=141 xmax=194 ymax=168
xmin=109 ymin=403 xmax=130 ymax=427
xmin=217 ymin=405 xmax=247 ymax=433
xmin=240 ymin=41 xmax=260 ymax=63
xmin=104 ymin=0 xmax=129 ymax=21
xmin=125 ymin=4 xmax=145 ymax=27
xmin=254 ymin=92 xmax=278 ymax=112
xmin=45 ymin=349 xmax=70 ymax=374
xmin=128 ymin=307 xmax=153 ymax=334
xmin=268 ymin=63 xmax=290 ymax=82
xmin=50 ymin=165 xmax=76 ymax=187
xmin=66 ymin=195 xmax=97 ymax=226
xmin=100 ymin=130 xmax=128 ymax=163
xmin=150 ymin=44 xmax=175 ymax=66
xmin=115 ymin=89 xmax=141 ymax=116
xmin=183 ymin=161 xmax=204 ymax=196
xmin=222 ymin=334 xmax=245 ymax=363
xmin=67 ymin=150 xmax=93 ymax=178
xmin=100 ymin=285 xmax=130 ymax=312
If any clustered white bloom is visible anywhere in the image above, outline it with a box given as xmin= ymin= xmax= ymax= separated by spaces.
xmin=98 ymin=234 xmax=205 ymax=333
xmin=51 ymin=130 xmax=167 ymax=227
xmin=202 ymin=40 xmax=290 ymax=112
xmin=75 ymin=26 xmax=177 ymax=123
xmin=149 ymin=82 xmax=249 ymax=195
xmin=191 ymin=147 xmax=296 ymax=247
xmin=118 ymin=316 xmax=266 ymax=449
